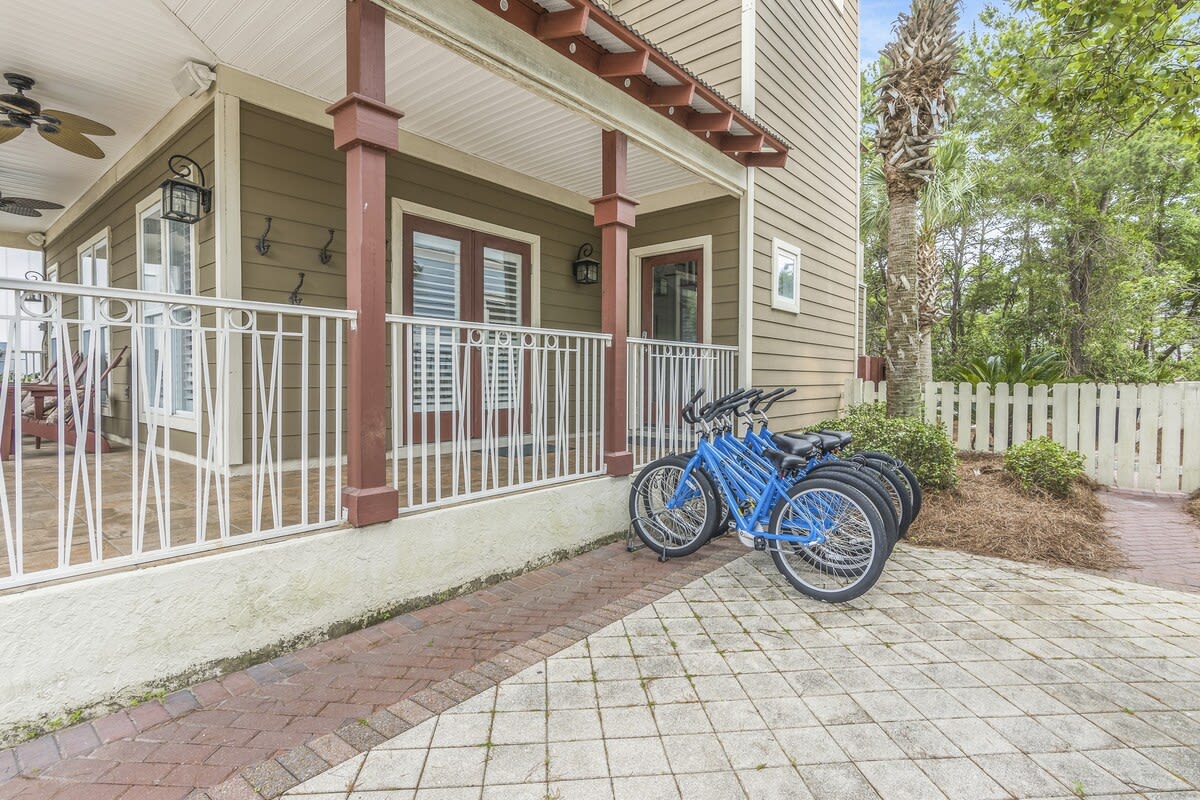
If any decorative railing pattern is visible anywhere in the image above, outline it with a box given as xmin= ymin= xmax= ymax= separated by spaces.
xmin=0 ymin=278 xmax=353 ymax=589
xmin=843 ymin=378 xmax=1200 ymax=492
xmin=388 ymin=315 xmax=609 ymax=511
xmin=627 ymin=338 xmax=738 ymax=468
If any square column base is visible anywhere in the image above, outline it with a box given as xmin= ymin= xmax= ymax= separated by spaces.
xmin=342 ymin=485 xmax=400 ymax=527
xmin=605 ymin=450 xmax=634 ymax=477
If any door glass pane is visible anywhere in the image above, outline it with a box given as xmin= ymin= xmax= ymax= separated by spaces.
xmin=140 ymin=207 xmax=195 ymax=414
xmin=412 ymin=233 xmax=460 ymax=320
xmin=482 ymin=247 xmax=521 ymax=408
xmin=411 ymin=232 xmax=461 ymax=411
xmin=650 ymin=260 xmax=698 ymax=343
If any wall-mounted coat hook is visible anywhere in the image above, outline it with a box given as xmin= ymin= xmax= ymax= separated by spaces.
xmin=289 ymin=272 xmax=305 ymax=305
xmin=318 ymin=229 xmax=335 ymax=265
xmin=256 ymin=217 xmax=272 ymax=256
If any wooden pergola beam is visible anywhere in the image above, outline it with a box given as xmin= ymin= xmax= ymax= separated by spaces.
xmin=686 ymin=111 xmax=733 ymax=133
xmin=596 ymin=50 xmax=650 ymax=78
xmin=468 ymin=0 xmax=789 ymax=167
xmin=535 ymin=7 xmax=589 ymax=40
xmin=720 ymin=133 xmax=765 ymax=153
xmin=646 ymin=83 xmax=695 ymax=108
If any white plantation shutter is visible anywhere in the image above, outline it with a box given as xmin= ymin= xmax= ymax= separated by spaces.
xmin=482 ymin=247 xmax=521 ymax=409
xmin=411 ymin=232 xmax=461 ymax=412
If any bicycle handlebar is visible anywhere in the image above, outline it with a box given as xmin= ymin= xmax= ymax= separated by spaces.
xmin=759 ymin=387 xmax=795 ymax=415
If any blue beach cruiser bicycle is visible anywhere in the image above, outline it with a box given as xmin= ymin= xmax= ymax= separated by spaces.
xmin=628 ymin=388 xmax=921 ymax=603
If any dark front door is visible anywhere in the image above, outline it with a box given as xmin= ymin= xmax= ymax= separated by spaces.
xmin=641 ymin=249 xmax=702 ymax=342
xmin=402 ymin=215 xmax=531 ymax=443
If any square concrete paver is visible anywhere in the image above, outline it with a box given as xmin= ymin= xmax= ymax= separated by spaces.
xmin=281 ymin=546 xmax=1200 ymax=799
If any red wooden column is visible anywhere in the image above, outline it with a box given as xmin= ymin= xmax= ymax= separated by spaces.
xmin=592 ymin=130 xmax=638 ymax=477
xmin=327 ymin=0 xmax=402 ymax=525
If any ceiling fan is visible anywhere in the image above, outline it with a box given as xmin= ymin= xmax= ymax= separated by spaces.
xmin=0 ymin=190 xmax=64 ymax=218
xmin=0 ymin=73 xmax=114 ymax=159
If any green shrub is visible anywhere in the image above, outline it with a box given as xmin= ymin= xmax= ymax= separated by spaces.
xmin=808 ymin=403 xmax=958 ymax=489
xmin=1003 ymin=436 xmax=1084 ymax=497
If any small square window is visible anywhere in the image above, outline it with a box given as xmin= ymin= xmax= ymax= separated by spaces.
xmin=771 ymin=238 xmax=801 ymax=313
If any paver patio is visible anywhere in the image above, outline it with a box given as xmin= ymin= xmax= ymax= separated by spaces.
xmin=1104 ymin=489 xmax=1200 ymax=594
xmin=279 ymin=546 xmax=1200 ymax=800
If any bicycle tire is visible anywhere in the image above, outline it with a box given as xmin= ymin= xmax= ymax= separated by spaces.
xmin=855 ymin=451 xmax=923 ymax=520
xmin=804 ymin=463 xmax=900 ymax=550
xmin=860 ymin=457 xmax=914 ymax=536
xmin=629 ymin=455 xmax=719 ymax=558
xmin=768 ymin=477 xmax=890 ymax=603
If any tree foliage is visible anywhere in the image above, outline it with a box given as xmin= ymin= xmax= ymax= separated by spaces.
xmin=861 ymin=2 xmax=1200 ymax=384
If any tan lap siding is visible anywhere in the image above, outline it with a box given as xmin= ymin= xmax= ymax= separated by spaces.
xmin=238 ymin=105 xmax=603 ymax=461
xmin=751 ymin=0 xmax=860 ymax=428
xmin=42 ymin=105 xmax=215 ymax=449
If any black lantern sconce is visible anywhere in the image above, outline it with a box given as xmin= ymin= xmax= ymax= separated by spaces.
xmin=573 ymin=243 xmax=600 ymax=285
xmin=159 ymin=154 xmax=212 ymax=225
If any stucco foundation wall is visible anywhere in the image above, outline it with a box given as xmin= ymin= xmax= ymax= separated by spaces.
xmin=0 ymin=476 xmax=630 ymax=730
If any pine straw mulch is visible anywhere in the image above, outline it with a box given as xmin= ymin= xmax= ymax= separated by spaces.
xmin=906 ymin=453 xmax=1128 ymax=572
xmin=1187 ymin=491 xmax=1200 ymax=527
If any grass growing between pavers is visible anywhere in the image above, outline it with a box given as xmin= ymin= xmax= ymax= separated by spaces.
xmin=908 ymin=454 xmax=1126 ymax=572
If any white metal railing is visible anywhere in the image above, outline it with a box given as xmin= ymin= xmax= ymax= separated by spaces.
xmin=0 ymin=278 xmax=354 ymax=589
xmin=844 ymin=377 xmax=1200 ymax=492
xmin=388 ymin=315 xmax=609 ymax=511
xmin=627 ymin=338 xmax=738 ymax=467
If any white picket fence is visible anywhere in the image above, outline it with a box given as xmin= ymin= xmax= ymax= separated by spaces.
xmin=843 ymin=378 xmax=1200 ymax=493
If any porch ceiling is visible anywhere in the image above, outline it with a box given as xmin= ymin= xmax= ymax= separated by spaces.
xmin=0 ymin=0 xmax=712 ymax=236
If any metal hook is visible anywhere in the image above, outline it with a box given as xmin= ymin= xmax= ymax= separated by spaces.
xmin=289 ymin=272 xmax=305 ymax=305
xmin=256 ymin=217 xmax=272 ymax=256
xmin=319 ymin=228 xmax=335 ymax=265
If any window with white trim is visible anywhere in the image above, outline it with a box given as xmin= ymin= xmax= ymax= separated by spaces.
xmin=771 ymin=238 xmax=801 ymax=313
xmin=137 ymin=196 xmax=196 ymax=416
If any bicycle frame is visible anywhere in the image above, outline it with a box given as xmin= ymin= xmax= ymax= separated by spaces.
xmin=669 ymin=437 xmax=825 ymax=546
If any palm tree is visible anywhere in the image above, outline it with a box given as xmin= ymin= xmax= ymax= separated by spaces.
xmin=875 ymin=0 xmax=961 ymax=416
xmin=863 ymin=134 xmax=977 ymax=383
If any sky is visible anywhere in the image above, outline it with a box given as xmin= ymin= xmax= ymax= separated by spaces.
xmin=860 ymin=0 xmax=993 ymax=67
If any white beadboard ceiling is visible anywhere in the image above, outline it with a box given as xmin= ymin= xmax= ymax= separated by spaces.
xmin=0 ymin=0 xmax=707 ymax=235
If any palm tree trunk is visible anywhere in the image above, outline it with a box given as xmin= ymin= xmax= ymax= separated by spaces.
xmin=885 ymin=183 xmax=922 ymax=417
xmin=916 ymin=235 xmax=938 ymax=384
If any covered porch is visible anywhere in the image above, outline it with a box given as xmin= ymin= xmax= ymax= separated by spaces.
xmin=0 ymin=0 xmax=787 ymax=591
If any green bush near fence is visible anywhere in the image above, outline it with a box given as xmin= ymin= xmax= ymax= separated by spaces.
xmin=1003 ymin=436 xmax=1084 ymax=497
xmin=809 ymin=403 xmax=958 ymax=489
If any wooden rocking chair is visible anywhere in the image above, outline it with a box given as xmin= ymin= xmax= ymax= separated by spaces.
xmin=1 ymin=346 xmax=128 ymax=460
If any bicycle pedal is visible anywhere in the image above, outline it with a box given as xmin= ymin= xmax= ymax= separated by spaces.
xmin=753 ymin=536 xmax=767 ymax=551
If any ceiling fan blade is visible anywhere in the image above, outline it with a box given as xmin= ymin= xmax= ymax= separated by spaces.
xmin=38 ymin=126 xmax=104 ymax=158
xmin=2 ymin=197 xmax=63 ymax=210
xmin=41 ymin=109 xmax=114 ymax=137
xmin=0 ymin=204 xmax=41 ymax=217
xmin=0 ymin=126 xmax=23 ymax=144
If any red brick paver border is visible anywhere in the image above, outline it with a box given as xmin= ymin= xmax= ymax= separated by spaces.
xmin=0 ymin=538 xmax=743 ymax=800
xmin=1104 ymin=488 xmax=1200 ymax=593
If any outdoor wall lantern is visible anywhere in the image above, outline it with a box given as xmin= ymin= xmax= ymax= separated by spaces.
xmin=573 ymin=243 xmax=600 ymax=285
xmin=160 ymin=154 xmax=211 ymax=225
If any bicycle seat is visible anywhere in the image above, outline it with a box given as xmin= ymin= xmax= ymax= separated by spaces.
xmin=788 ymin=431 xmax=833 ymax=451
xmin=819 ymin=429 xmax=854 ymax=448
xmin=770 ymin=433 xmax=816 ymax=458
xmin=764 ymin=448 xmax=807 ymax=472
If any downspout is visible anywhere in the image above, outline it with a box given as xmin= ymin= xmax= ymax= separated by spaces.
xmin=737 ymin=0 xmax=757 ymax=388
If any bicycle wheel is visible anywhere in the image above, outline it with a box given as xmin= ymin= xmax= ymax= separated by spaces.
xmin=678 ymin=450 xmax=731 ymax=540
xmin=768 ymin=477 xmax=889 ymax=603
xmin=860 ymin=457 xmax=913 ymax=536
xmin=856 ymin=451 xmax=923 ymax=520
xmin=629 ymin=455 xmax=719 ymax=558
xmin=804 ymin=463 xmax=899 ymax=550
